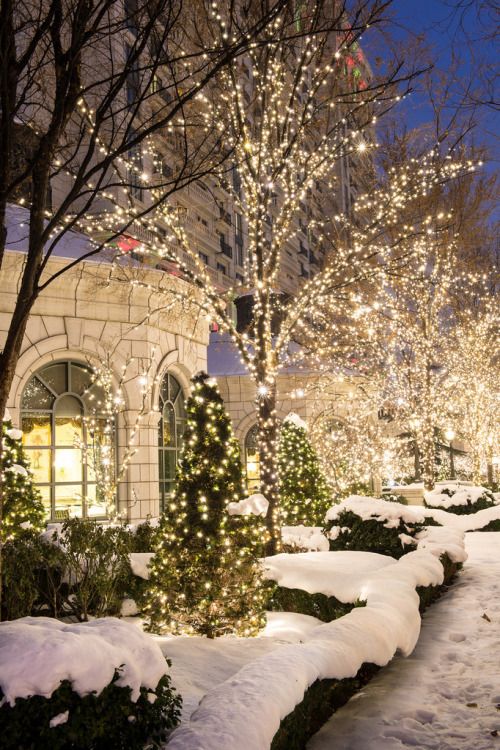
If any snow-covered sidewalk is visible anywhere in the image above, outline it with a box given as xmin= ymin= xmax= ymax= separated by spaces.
xmin=308 ymin=532 xmax=500 ymax=750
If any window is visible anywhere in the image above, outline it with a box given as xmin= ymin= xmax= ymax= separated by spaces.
xmin=158 ymin=373 xmax=186 ymax=510
xmin=245 ymin=424 xmax=260 ymax=492
xmin=216 ymin=261 xmax=226 ymax=274
xmin=21 ymin=361 xmax=113 ymax=521
xmin=198 ymin=251 xmax=209 ymax=265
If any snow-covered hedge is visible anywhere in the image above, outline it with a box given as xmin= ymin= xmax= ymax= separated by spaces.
xmin=0 ymin=617 xmax=181 ymax=749
xmin=424 ymin=484 xmax=497 ymax=515
xmin=324 ymin=496 xmax=426 ymax=558
xmin=166 ymin=533 xmax=465 ymax=750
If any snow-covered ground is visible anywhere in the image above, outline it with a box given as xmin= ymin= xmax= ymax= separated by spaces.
xmin=308 ymin=532 xmax=500 ymax=750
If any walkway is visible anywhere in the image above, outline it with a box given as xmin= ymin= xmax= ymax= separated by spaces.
xmin=308 ymin=532 xmax=500 ymax=750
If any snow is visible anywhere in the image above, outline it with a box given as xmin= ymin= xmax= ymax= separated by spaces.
xmin=281 ymin=525 xmax=329 ymax=551
xmin=4 ymin=463 xmax=28 ymax=476
xmin=5 ymin=427 xmax=23 ymax=440
xmin=412 ymin=503 xmax=500 ymax=531
xmin=424 ymin=485 xmax=493 ymax=509
xmin=263 ymin=550 xmax=396 ymax=601
xmin=416 ymin=526 xmax=468 ymax=564
xmin=325 ymin=495 xmax=426 ymax=526
xmin=307 ymin=532 xmax=500 ymax=750
xmin=0 ymin=617 xmax=168 ymax=705
xmin=129 ymin=552 xmax=154 ymax=579
xmin=49 ymin=711 xmax=69 ymax=728
xmin=166 ymin=545 xmax=453 ymax=750
xmin=227 ymin=493 xmax=269 ymax=516
xmin=283 ymin=412 xmax=307 ymax=430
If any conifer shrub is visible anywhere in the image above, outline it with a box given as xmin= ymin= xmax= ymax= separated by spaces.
xmin=144 ymin=372 xmax=268 ymax=637
xmin=278 ymin=414 xmax=332 ymax=526
xmin=1 ymin=418 xmax=45 ymax=542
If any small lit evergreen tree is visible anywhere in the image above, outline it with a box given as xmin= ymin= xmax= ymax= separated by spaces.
xmin=144 ymin=373 xmax=267 ymax=637
xmin=1 ymin=414 xmax=45 ymax=542
xmin=278 ymin=413 xmax=332 ymax=526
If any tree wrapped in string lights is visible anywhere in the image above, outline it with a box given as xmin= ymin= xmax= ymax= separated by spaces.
xmin=1 ymin=414 xmax=44 ymax=543
xmin=144 ymin=372 xmax=267 ymax=637
xmin=278 ymin=413 xmax=332 ymax=525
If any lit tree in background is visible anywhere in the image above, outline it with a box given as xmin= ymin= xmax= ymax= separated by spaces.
xmin=0 ymin=413 xmax=44 ymax=543
xmin=308 ymin=379 xmax=414 ymax=497
xmin=144 ymin=373 xmax=267 ymax=637
xmin=447 ymin=304 xmax=499 ymax=484
xmin=278 ymin=413 xmax=331 ymax=525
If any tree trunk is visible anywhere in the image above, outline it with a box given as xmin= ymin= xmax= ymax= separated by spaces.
xmin=257 ymin=381 xmax=280 ymax=555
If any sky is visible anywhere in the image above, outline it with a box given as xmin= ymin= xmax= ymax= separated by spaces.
xmin=366 ymin=0 xmax=499 ymax=159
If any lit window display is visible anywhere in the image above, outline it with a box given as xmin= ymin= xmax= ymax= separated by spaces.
xmin=21 ymin=361 xmax=114 ymax=521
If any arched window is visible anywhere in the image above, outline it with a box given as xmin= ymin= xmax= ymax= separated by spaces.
xmin=245 ymin=424 xmax=261 ymax=492
xmin=21 ymin=360 xmax=112 ymax=521
xmin=158 ymin=373 xmax=186 ymax=510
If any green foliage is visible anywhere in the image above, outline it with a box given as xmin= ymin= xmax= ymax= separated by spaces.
xmin=145 ymin=372 xmax=267 ymax=637
xmin=0 ymin=669 xmax=181 ymax=750
xmin=2 ymin=520 xmax=131 ymax=622
xmin=278 ymin=417 xmax=332 ymax=526
xmin=325 ymin=510 xmax=422 ymax=559
xmin=268 ymin=586 xmax=364 ymax=622
xmin=127 ymin=518 xmax=160 ymax=552
xmin=1 ymin=419 xmax=45 ymax=542
xmin=424 ymin=486 xmax=497 ymax=515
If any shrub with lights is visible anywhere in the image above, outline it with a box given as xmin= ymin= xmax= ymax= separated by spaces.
xmin=144 ymin=372 xmax=268 ymax=638
xmin=1 ymin=413 xmax=45 ymax=543
xmin=278 ymin=413 xmax=332 ymax=526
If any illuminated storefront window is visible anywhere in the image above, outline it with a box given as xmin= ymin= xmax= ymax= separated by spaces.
xmin=245 ymin=424 xmax=261 ymax=492
xmin=158 ymin=373 xmax=186 ymax=510
xmin=21 ymin=361 xmax=113 ymax=521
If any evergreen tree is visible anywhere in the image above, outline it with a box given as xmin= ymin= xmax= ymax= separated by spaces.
xmin=278 ymin=413 xmax=332 ymax=526
xmin=1 ymin=413 xmax=45 ymax=542
xmin=144 ymin=373 xmax=268 ymax=637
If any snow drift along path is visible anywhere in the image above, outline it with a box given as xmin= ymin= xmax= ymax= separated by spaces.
xmin=308 ymin=532 xmax=500 ymax=750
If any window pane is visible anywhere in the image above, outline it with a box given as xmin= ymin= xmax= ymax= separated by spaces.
xmin=38 ymin=486 xmax=51 ymax=517
xmin=168 ymin=375 xmax=180 ymax=402
xmin=55 ymin=484 xmax=83 ymax=517
xmin=55 ymin=448 xmax=83 ymax=483
xmin=55 ymin=395 xmax=83 ymax=445
xmin=21 ymin=377 xmax=54 ymax=410
xmin=162 ymin=403 xmax=175 ymax=447
xmin=22 ymin=414 xmax=51 ymax=447
xmin=163 ymin=450 xmax=177 ymax=480
xmin=24 ymin=448 xmax=51 ymax=484
xmin=39 ymin=363 xmax=67 ymax=395
xmin=70 ymin=362 xmax=93 ymax=396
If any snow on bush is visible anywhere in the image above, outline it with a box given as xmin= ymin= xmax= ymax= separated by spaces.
xmin=421 ymin=503 xmax=500 ymax=532
xmin=227 ymin=493 xmax=269 ymax=516
xmin=281 ymin=525 xmax=329 ymax=552
xmin=0 ymin=617 xmax=169 ymax=705
xmin=324 ymin=496 xmax=426 ymax=558
xmin=424 ymin=484 xmax=497 ymax=515
xmin=166 ymin=545 xmax=455 ymax=750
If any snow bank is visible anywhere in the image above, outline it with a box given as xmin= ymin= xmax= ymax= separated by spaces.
xmin=413 ymin=502 xmax=500 ymax=531
xmin=325 ymin=495 xmax=426 ymax=527
xmin=227 ymin=493 xmax=269 ymax=516
xmin=0 ymin=617 xmax=168 ymax=706
xmin=263 ymin=551 xmax=395 ymax=601
xmin=281 ymin=525 xmax=329 ymax=551
xmin=167 ymin=546 xmax=452 ymax=750
xmin=416 ymin=526 xmax=468 ymax=563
